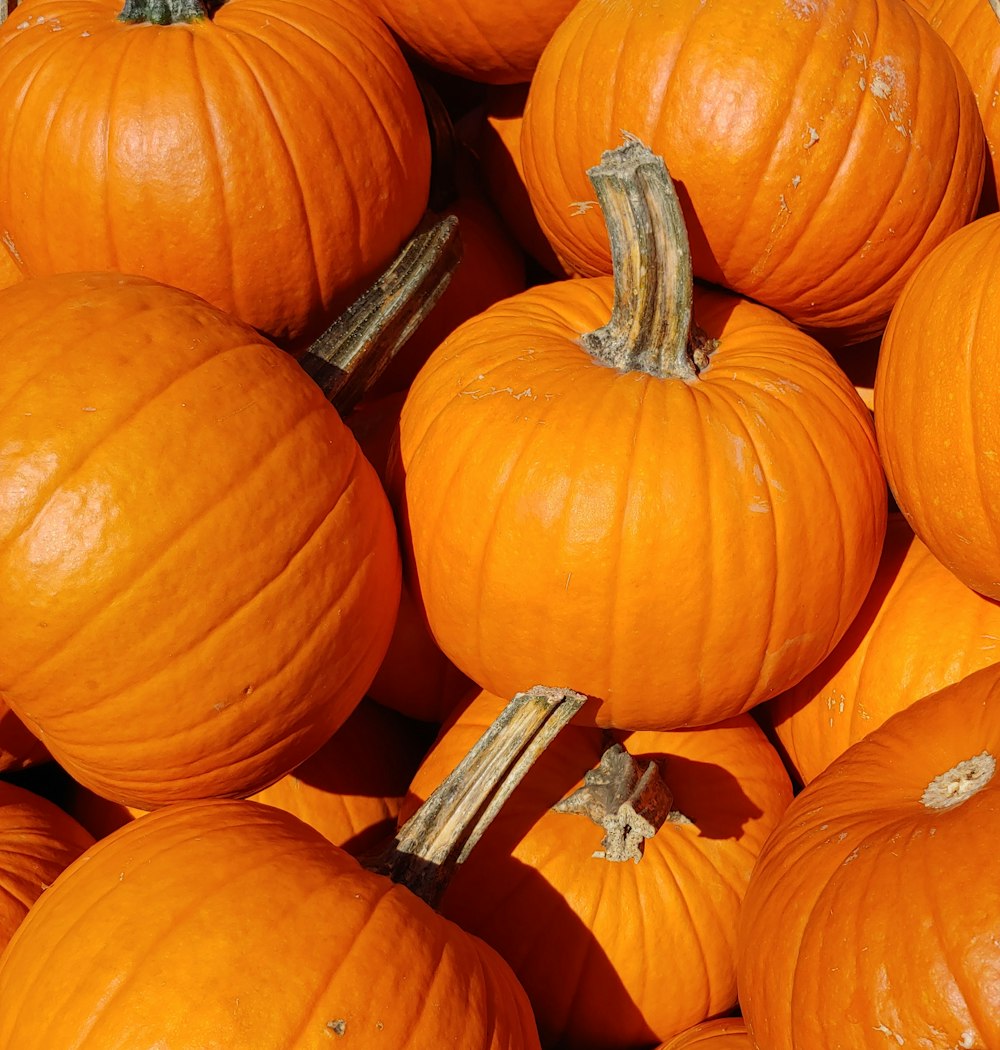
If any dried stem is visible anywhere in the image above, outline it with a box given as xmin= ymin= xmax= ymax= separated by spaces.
xmin=370 ymin=686 xmax=586 ymax=908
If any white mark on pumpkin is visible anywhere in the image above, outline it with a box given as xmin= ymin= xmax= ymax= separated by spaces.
xmin=859 ymin=76 xmax=867 ymax=91
xmin=791 ymin=174 xmax=801 ymax=188
xmin=785 ymin=0 xmax=823 ymax=18
xmin=805 ymin=126 xmax=820 ymax=148
xmin=15 ymin=20 xmax=29 ymax=28
xmin=462 ymin=386 xmax=536 ymax=401
xmin=959 ymin=1033 xmax=976 ymax=1049
xmin=569 ymin=200 xmax=598 ymax=216
xmin=843 ymin=847 xmax=860 ymax=864
xmin=2 ymin=231 xmax=23 ymax=267
xmin=749 ymin=497 xmax=770 ymax=513
xmin=81 ymin=29 xmax=90 ymax=36
xmin=325 ymin=1019 xmax=347 ymax=1036
xmin=565 ymin=573 xmax=572 ymax=591
xmin=873 ymin=1022 xmax=904 ymax=1045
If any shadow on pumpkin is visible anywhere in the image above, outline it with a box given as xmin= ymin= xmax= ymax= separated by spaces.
xmin=401 ymin=716 xmax=769 ymax=1050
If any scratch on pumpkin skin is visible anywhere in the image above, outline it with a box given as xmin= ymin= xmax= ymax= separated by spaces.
xmin=570 ymin=200 xmax=598 ymax=216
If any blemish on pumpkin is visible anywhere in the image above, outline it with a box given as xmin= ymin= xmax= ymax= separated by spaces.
xmin=569 ymin=200 xmax=598 ymax=216
xmin=921 ymin=751 xmax=995 ymax=810
xmin=2 ymin=230 xmax=23 ymax=267
xmin=873 ymin=1021 xmax=904 ymax=1045
xmin=805 ymin=126 xmax=820 ymax=148
xmin=325 ymin=1019 xmax=347 ymax=1036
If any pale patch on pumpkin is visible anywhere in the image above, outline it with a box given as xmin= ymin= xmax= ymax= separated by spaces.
xmin=873 ymin=1022 xmax=905 ymax=1045
xmin=784 ymin=0 xmax=824 ymax=19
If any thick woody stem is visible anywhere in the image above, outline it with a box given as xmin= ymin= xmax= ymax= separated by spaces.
xmin=580 ymin=134 xmax=709 ymax=379
xmin=370 ymin=686 xmax=586 ymax=908
xmin=553 ymin=742 xmax=675 ymax=863
xmin=118 ymin=0 xmax=216 ymax=23
xmin=300 ymin=214 xmax=461 ymax=416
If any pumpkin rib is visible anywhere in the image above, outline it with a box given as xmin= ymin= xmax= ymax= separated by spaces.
xmin=213 ymin=30 xmax=325 ymax=309
xmin=967 ymin=274 xmax=1000 ymax=556
xmin=11 ymin=394 xmax=344 ymax=694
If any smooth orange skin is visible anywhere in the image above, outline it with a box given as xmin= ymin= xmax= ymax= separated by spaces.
xmin=397 ymin=279 xmax=887 ymax=730
xmin=0 ymin=799 xmax=542 ymax=1048
xmin=0 ymin=781 xmax=93 ymax=953
xmin=875 ymin=212 xmax=1000 ymax=598
xmin=770 ymin=514 xmax=1000 ymax=785
xmin=371 ymin=0 xmax=579 ymax=83
xmin=402 ymin=691 xmax=792 ymax=1049
xmin=657 ymin=1019 xmax=751 ymax=1049
xmin=738 ymin=663 xmax=1000 ymax=1048
xmin=903 ymin=0 xmax=1000 ymax=204
xmin=0 ymin=0 xmax=430 ymax=346
xmin=522 ymin=0 xmax=984 ymax=338
xmin=66 ymin=698 xmax=434 ymax=855
xmin=0 ymin=272 xmax=401 ymax=807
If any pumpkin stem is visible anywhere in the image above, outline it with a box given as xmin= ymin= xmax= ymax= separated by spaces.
xmin=300 ymin=214 xmax=462 ymax=416
xmin=581 ymin=134 xmax=714 ymax=379
xmin=990 ymin=0 xmax=1000 ymax=26
xmin=921 ymin=750 xmax=996 ymax=810
xmin=553 ymin=742 xmax=677 ymax=863
xmin=370 ymin=686 xmax=585 ymax=908
xmin=118 ymin=0 xmax=219 ymax=24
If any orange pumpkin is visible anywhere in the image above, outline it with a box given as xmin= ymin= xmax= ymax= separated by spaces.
xmin=738 ymin=661 xmax=1000 ymax=1048
xmin=522 ymin=0 xmax=985 ymax=339
xmin=770 ymin=514 xmax=1000 ymax=785
xmin=0 ymin=0 xmax=430 ymax=346
xmin=0 ymin=798 xmax=541 ymax=1047
xmin=396 ymin=138 xmax=886 ymax=730
xmin=875 ymin=212 xmax=1000 ymax=598
xmin=0 ymin=272 xmax=401 ymax=808
xmin=0 ymin=780 xmax=93 ymax=952
xmin=371 ymin=0 xmax=579 ymax=83
xmin=401 ymin=689 xmax=792 ymax=1048
xmin=0 ymin=700 xmax=48 ymax=773
xmin=657 ymin=1018 xmax=751 ymax=1049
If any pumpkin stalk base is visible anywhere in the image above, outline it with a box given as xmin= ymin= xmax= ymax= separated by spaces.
xmin=553 ymin=742 xmax=674 ymax=863
xmin=371 ymin=685 xmax=585 ymax=907
xmin=118 ymin=0 xmax=216 ymax=24
xmin=921 ymin=750 xmax=996 ymax=810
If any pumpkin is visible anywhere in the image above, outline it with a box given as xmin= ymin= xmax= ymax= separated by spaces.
xmin=738 ymin=660 xmax=1000 ymax=1048
xmin=769 ymin=514 xmax=1000 ymax=785
xmin=0 ymin=780 xmax=93 ymax=952
xmin=0 ymin=686 xmax=586 ymax=1047
xmin=0 ymin=0 xmax=431 ymax=346
xmin=371 ymin=0 xmax=580 ymax=84
xmin=396 ymin=137 xmax=886 ymax=730
xmin=0 ymin=799 xmax=541 ymax=1047
xmin=875 ymin=211 xmax=1000 ymax=598
xmin=64 ymin=698 xmax=435 ymax=854
xmin=657 ymin=1018 xmax=751 ymax=1049
xmin=521 ymin=0 xmax=985 ymax=339
xmin=400 ymin=689 xmax=793 ymax=1048
xmin=0 ymin=271 xmax=401 ymax=808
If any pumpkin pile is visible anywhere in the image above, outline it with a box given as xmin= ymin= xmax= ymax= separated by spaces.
xmin=0 ymin=0 xmax=997 ymax=1045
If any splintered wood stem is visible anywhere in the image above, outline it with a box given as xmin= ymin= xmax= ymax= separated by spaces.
xmin=300 ymin=214 xmax=461 ymax=416
xmin=370 ymin=686 xmax=586 ymax=907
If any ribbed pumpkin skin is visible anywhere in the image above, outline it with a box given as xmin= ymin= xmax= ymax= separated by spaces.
xmin=875 ymin=214 xmax=1000 ymax=598
xmin=0 ymin=0 xmax=430 ymax=346
xmin=0 ymin=782 xmax=93 ymax=953
xmin=521 ymin=0 xmax=984 ymax=337
xmin=738 ymin=663 xmax=1000 ymax=1048
xmin=903 ymin=0 xmax=1000 ymax=195
xmin=372 ymin=0 xmax=579 ymax=83
xmin=402 ymin=691 xmax=792 ymax=1049
xmin=0 ymin=799 xmax=541 ymax=1048
xmin=398 ymin=280 xmax=887 ymax=730
xmin=770 ymin=515 xmax=1000 ymax=785
xmin=0 ymin=272 xmax=401 ymax=807
xmin=658 ymin=1019 xmax=750 ymax=1049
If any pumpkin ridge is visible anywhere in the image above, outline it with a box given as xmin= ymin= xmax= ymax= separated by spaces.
xmin=6 ymin=393 xmax=347 ymax=695
xmin=0 ymin=327 xmax=264 ymax=557
xmin=206 ymin=26 xmax=325 ymax=314
xmin=965 ymin=266 xmax=1000 ymax=556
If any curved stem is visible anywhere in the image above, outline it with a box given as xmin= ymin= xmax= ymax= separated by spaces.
xmin=369 ymin=686 xmax=586 ymax=908
xmin=553 ymin=741 xmax=676 ymax=863
xmin=580 ymin=135 xmax=703 ymax=380
xmin=300 ymin=213 xmax=462 ymax=416
xmin=118 ymin=0 xmax=216 ymax=23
